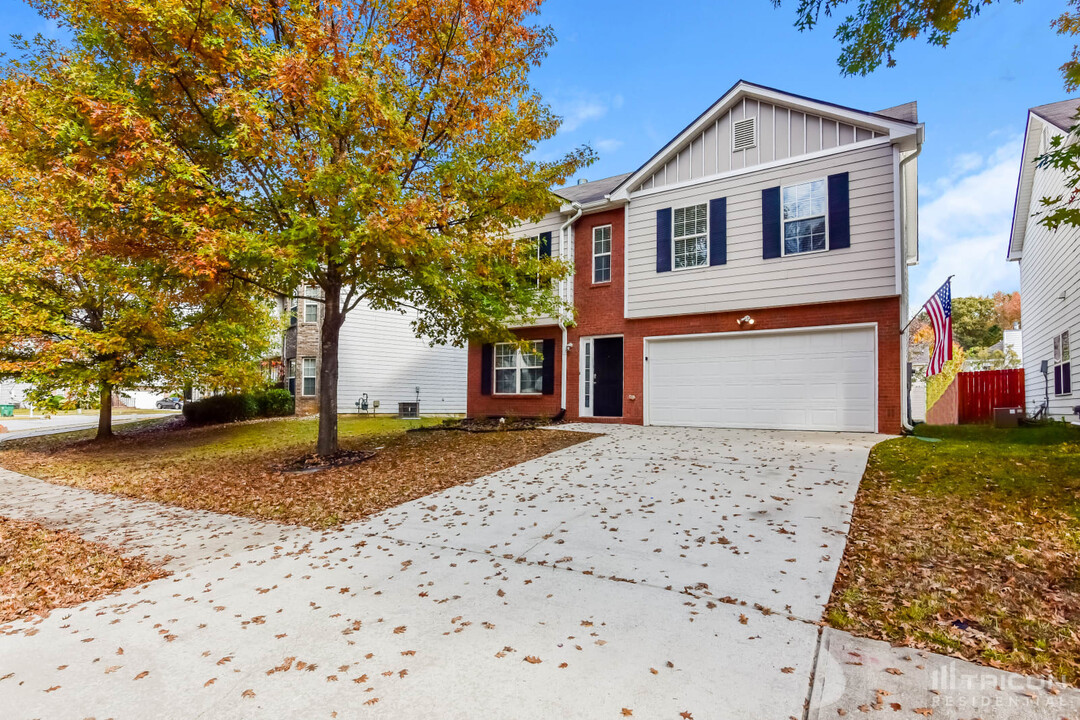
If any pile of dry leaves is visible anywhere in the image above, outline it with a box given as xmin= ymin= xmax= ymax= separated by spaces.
xmin=0 ymin=419 xmax=595 ymax=528
xmin=827 ymin=425 xmax=1080 ymax=685
xmin=0 ymin=517 xmax=167 ymax=624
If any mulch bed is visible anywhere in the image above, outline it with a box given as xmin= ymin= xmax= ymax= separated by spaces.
xmin=0 ymin=517 xmax=167 ymax=625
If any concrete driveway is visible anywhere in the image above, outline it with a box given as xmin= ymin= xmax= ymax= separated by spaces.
xmin=0 ymin=424 xmax=882 ymax=719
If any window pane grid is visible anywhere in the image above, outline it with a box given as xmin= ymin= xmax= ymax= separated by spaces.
xmin=672 ymin=204 xmax=707 ymax=269
xmin=493 ymin=341 xmax=544 ymax=394
xmin=593 ymin=225 xmax=612 ymax=283
xmin=782 ymin=180 xmax=827 ymax=255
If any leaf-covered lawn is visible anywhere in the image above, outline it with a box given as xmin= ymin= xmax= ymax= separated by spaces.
xmin=0 ymin=517 xmax=167 ymax=624
xmin=827 ymin=422 xmax=1080 ymax=684
xmin=0 ymin=416 xmax=596 ymax=528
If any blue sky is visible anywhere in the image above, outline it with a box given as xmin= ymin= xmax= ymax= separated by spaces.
xmin=3 ymin=0 xmax=1075 ymax=310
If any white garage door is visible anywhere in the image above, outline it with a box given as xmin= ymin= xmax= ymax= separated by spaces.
xmin=645 ymin=326 xmax=877 ymax=432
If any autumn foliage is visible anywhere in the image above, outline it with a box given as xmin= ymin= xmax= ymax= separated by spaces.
xmin=22 ymin=0 xmax=592 ymax=454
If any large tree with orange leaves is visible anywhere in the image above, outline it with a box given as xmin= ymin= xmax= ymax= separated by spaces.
xmin=0 ymin=44 xmax=273 ymax=439
xmin=26 ymin=0 xmax=591 ymax=455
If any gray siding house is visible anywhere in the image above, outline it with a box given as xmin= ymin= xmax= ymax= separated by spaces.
xmin=1008 ymin=98 xmax=1080 ymax=421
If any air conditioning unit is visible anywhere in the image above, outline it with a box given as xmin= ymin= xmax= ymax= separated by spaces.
xmin=398 ymin=402 xmax=420 ymax=419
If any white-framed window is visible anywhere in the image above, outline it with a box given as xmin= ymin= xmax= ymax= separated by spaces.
xmin=593 ymin=225 xmax=612 ymax=283
xmin=303 ymin=286 xmax=319 ymax=324
xmin=287 ymin=359 xmax=295 ymax=395
xmin=302 ymin=357 xmax=317 ymax=396
xmin=673 ymin=203 xmax=708 ymax=270
xmin=289 ymin=294 xmax=298 ymax=326
xmin=782 ymin=179 xmax=827 ymax=255
xmin=494 ymin=341 xmax=543 ymax=394
xmin=1054 ymin=330 xmax=1072 ymax=396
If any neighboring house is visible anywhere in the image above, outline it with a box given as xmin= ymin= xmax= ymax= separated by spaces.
xmin=467 ymin=81 xmax=923 ymax=434
xmin=964 ymin=328 xmax=1022 ymax=371
xmin=279 ymin=294 xmax=467 ymax=416
xmin=0 ymin=381 xmax=29 ymax=407
xmin=1008 ymin=98 xmax=1080 ymax=420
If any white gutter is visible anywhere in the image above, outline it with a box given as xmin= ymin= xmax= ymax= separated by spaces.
xmin=899 ymin=134 xmax=923 ymax=434
xmin=558 ymin=202 xmax=583 ymax=415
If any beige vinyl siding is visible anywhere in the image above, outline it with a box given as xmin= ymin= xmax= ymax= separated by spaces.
xmin=1018 ymin=145 xmax=1080 ymax=419
xmin=511 ymin=210 xmax=567 ymax=328
xmin=337 ymin=302 xmax=467 ymax=414
xmin=626 ymin=141 xmax=897 ymax=318
xmin=635 ymin=100 xmax=883 ymax=192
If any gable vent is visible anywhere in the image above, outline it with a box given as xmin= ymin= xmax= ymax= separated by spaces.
xmin=732 ymin=117 xmax=757 ymax=152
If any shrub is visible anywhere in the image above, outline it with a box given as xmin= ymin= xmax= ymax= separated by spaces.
xmin=183 ymin=389 xmax=295 ymax=425
xmin=182 ymin=393 xmax=260 ymax=425
xmin=256 ymin=388 xmax=294 ymax=417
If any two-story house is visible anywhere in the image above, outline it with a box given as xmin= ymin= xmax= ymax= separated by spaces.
xmin=280 ymin=293 xmax=467 ymax=417
xmin=1008 ymin=98 xmax=1080 ymax=421
xmin=468 ymin=81 xmax=923 ymax=434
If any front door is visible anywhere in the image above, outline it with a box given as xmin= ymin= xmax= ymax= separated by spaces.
xmin=592 ymin=337 xmax=624 ymax=417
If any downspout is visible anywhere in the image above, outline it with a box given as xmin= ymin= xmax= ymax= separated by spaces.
xmin=899 ymin=141 xmax=922 ymax=434
xmin=559 ymin=202 xmax=583 ymax=416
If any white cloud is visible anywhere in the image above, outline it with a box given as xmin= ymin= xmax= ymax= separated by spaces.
xmin=553 ymin=91 xmax=621 ymax=133
xmin=910 ymin=137 xmax=1022 ymax=312
xmin=594 ymin=138 xmax=623 ymax=153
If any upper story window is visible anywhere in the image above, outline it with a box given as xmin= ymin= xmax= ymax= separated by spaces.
xmin=1055 ymin=330 xmax=1072 ymax=396
xmin=782 ymin=179 xmax=827 ymax=255
xmin=673 ymin=204 xmax=708 ymax=270
xmin=494 ymin=341 xmax=543 ymax=394
xmin=303 ymin=286 xmax=319 ymax=323
xmin=593 ymin=225 xmax=612 ymax=283
xmin=289 ymin=294 xmax=298 ymax=327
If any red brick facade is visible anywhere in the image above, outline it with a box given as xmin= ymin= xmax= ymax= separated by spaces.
xmin=467 ymin=208 xmax=904 ymax=434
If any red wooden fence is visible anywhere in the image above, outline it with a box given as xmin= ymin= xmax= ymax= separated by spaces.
xmin=956 ymin=369 xmax=1025 ymax=424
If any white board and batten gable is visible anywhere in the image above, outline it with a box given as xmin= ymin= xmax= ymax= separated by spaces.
xmin=1008 ymin=98 xmax=1080 ymax=421
xmin=603 ymin=81 xmax=922 ymax=320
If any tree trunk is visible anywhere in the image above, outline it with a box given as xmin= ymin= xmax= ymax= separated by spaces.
xmin=316 ymin=281 xmax=343 ymax=457
xmin=97 ymin=382 xmax=113 ymax=441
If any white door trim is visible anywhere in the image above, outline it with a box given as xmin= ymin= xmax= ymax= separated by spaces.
xmin=578 ymin=333 xmax=624 ymax=418
xmin=642 ymin=322 xmax=879 ymax=431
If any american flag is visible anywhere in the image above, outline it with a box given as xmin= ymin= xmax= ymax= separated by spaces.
xmin=924 ymin=279 xmax=953 ymax=377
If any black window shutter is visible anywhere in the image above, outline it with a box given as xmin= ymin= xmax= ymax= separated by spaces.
xmin=709 ymin=197 xmax=727 ymax=266
xmin=761 ymin=187 xmax=781 ymax=259
xmin=541 ymin=339 xmax=556 ymax=395
xmin=538 ymin=231 xmax=552 ymax=259
xmin=656 ymin=208 xmax=672 ymax=273
xmin=480 ymin=344 xmax=493 ymax=395
xmin=827 ymin=172 xmax=850 ymax=250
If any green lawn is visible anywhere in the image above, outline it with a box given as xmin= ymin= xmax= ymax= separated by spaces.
xmin=827 ymin=421 xmax=1080 ymax=684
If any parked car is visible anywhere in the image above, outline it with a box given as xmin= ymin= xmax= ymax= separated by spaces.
xmin=156 ymin=397 xmax=183 ymax=410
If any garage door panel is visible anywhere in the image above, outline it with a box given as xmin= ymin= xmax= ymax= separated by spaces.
xmin=646 ymin=327 xmax=876 ymax=432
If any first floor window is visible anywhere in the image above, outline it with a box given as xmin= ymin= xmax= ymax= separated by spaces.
xmin=593 ymin=225 xmax=612 ymax=283
xmin=1055 ymin=330 xmax=1072 ymax=396
xmin=494 ymin=341 xmax=543 ymax=394
xmin=302 ymin=357 xmax=317 ymax=396
xmin=287 ymin=359 xmax=295 ymax=395
xmin=782 ymin=179 xmax=827 ymax=254
xmin=303 ymin=286 xmax=319 ymax=323
xmin=673 ymin=204 xmax=708 ymax=269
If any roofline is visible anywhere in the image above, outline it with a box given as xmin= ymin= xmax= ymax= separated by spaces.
xmin=1007 ymin=111 xmax=1039 ymax=262
xmin=608 ymin=80 xmax=920 ymax=200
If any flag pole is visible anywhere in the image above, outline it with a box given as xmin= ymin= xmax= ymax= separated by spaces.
xmin=900 ymin=275 xmax=954 ymax=335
